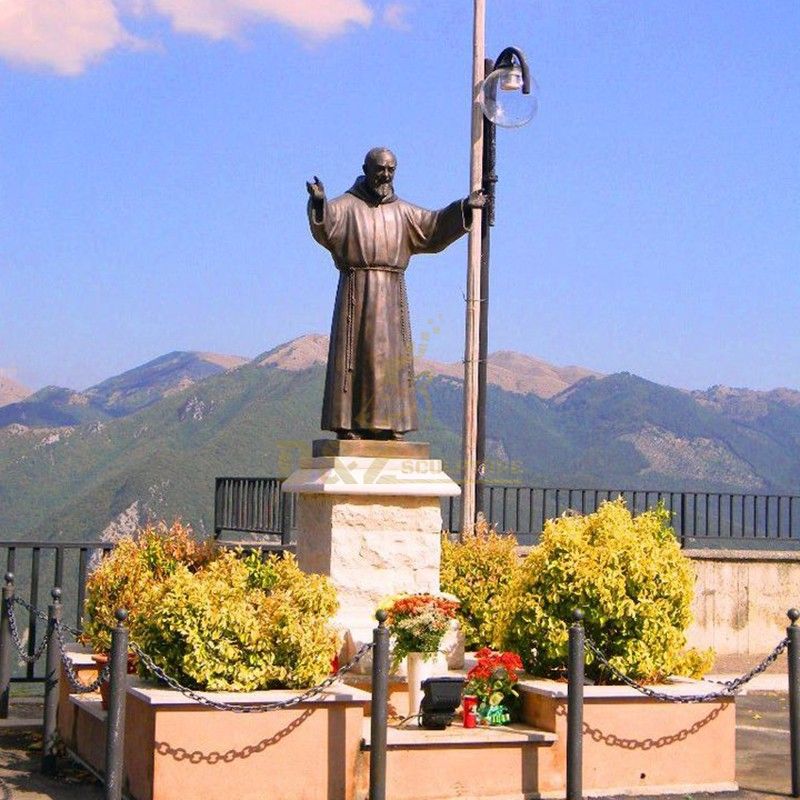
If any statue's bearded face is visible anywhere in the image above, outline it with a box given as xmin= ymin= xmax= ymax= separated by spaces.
xmin=363 ymin=151 xmax=396 ymax=199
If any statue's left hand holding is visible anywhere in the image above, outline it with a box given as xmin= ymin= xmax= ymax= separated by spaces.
xmin=466 ymin=189 xmax=487 ymax=209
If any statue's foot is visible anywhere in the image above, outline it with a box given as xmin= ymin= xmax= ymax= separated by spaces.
xmin=336 ymin=429 xmax=361 ymax=440
xmin=366 ymin=430 xmax=404 ymax=441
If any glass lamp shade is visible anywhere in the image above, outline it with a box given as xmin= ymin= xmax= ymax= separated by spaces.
xmin=479 ymin=66 xmax=539 ymax=128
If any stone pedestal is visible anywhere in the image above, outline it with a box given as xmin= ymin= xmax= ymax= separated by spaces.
xmin=282 ymin=440 xmax=461 ymax=667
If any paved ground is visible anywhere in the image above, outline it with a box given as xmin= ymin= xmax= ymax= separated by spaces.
xmin=0 ymin=686 xmax=793 ymax=799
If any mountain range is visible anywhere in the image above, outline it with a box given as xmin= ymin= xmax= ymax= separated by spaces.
xmin=1 ymin=334 xmax=797 ymax=542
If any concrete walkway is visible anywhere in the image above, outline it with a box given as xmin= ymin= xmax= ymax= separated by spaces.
xmin=0 ymin=688 xmax=793 ymax=799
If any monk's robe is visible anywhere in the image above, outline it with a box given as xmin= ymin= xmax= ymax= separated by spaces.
xmin=309 ymin=176 xmax=470 ymax=434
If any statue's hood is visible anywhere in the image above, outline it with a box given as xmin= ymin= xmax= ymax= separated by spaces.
xmin=347 ymin=175 xmax=397 ymax=206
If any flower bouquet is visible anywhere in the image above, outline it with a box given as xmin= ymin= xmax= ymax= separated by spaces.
xmin=464 ymin=647 xmax=523 ymax=725
xmin=382 ymin=593 xmax=460 ymax=665
xmin=381 ymin=592 xmax=460 ymax=717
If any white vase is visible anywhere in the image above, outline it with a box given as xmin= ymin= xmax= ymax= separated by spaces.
xmin=406 ymin=651 xmax=448 ymax=719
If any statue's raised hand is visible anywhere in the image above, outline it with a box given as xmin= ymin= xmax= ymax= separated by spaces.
xmin=306 ymin=176 xmax=325 ymax=203
xmin=466 ymin=189 xmax=487 ymax=209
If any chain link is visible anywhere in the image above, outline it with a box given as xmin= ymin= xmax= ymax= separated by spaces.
xmin=54 ymin=622 xmax=110 ymax=694
xmin=58 ymin=620 xmax=84 ymax=638
xmin=129 ymin=640 xmax=375 ymax=713
xmin=7 ymin=601 xmax=50 ymax=663
xmin=12 ymin=595 xmax=50 ymax=622
xmin=584 ymin=635 xmax=790 ymax=703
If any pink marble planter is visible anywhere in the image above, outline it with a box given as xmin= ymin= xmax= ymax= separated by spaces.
xmin=518 ymin=678 xmax=737 ymax=797
xmin=66 ymin=676 xmax=371 ymax=800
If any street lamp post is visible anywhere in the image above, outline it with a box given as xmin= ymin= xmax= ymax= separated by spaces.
xmin=463 ymin=37 xmax=537 ymax=533
xmin=475 ymin=48 xmax=536 ymax=521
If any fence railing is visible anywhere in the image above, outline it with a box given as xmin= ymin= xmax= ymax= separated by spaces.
xmin=3 ymin=482 xmax=797 ymax=677
xmin=448 ymin=487 xmax=800 ymax=545
xmin=214 ymin=476 xmax=294 ymax=542
xmin=0 ymin=540 xmax=291 ymax=684
xmin=214 ymin=477 xmax=800 ymax=546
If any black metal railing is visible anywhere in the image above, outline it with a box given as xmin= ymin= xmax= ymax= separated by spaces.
xmin=445 ymin=486 xmax=800 ymax=545
xmin=214 ymin=476 xmax=294 ymax=542
xmin=214 ymin=477 xmax=800 ymax=547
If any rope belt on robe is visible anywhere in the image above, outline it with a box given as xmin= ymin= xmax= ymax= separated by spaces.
xmin=337 ymin=264 xmax=410 ymax=395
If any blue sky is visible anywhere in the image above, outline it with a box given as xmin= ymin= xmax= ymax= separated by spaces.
xmin=1 ymin=1 xmax=798 ymax=393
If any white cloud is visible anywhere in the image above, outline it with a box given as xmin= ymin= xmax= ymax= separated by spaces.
xmin=147 ymin=0 xmax=373 ymax=41
xmin=0 ymin=0 xmax=134 ymax=76
xmin=0 ymin=0 xmax=374 ymax=76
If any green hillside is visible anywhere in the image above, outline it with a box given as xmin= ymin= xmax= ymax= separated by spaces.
xmin=1 ymin=345 xmax=798 ymax=543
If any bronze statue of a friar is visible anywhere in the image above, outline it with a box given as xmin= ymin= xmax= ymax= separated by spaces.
xmin=307 ymin=147 xmax=483 ymax=440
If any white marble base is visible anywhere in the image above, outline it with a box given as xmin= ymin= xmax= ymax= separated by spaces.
xmin=283 ymin=454 xmax=463 ymax=671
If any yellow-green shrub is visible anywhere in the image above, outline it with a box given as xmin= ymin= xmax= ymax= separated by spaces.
xmin=440 ymin=518 xmax=520 ymax=650
xmin=136 ymin=551 xmax=339 ymax=691
xmin=494 ymin=499 xmax=714 ymax=683
xmin=81 ymin=520 xmax=215 ymax=652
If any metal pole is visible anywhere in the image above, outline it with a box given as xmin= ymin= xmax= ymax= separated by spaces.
xmin=789 ymin=608 xmax=800 ymax=798
xmin=281 ymin=490 xmax=293 ymax=546
xmin=461 ymin=0 xmax=486 ymax=537
xmin=567 ymin=609 xmax=585 ymax=800
xmin=369 ymin=610 xmax=390 ymax=800
xmin=680 ymin=493 xmax=687 ymax=545
xmin=42 ymin=587 xmax=62 ymax=775
xmin=0 ymin=573 xmax=14 ymax=719
xmin=105 ymin=609 xmax=129 ymax=800
xmin=475 ymin=56 xmax=496 ymax=520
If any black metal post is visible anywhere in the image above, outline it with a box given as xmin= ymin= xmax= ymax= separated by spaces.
xmin=679 ymin=493 xmax=687 ymax=545
xmin=567 ymin=609 xmax=585 ymax=800
xmin=105 ymin=609 xmax=129 ymax=800
xmin=789 ymin=608 xmax=800 ymax=798
xmin=0 ymin=572 xmax=14 ymax=719
xmin=41 ymin=587 xmax=62 ymax=775
xmin=281 ymin=490 xmax=293 ymax=546
xmin=369 ymin=610 xmax=390 ymax=800
xmin=475 ymin=56 xmax=497 ymax=520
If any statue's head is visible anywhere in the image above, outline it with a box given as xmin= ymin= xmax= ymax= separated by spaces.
xmin=363 ymin=147 xmax=397 ymax=200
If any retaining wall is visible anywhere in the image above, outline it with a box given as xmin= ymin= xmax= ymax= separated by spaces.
xmin=686 ymin=548 xmax=800 ymax=655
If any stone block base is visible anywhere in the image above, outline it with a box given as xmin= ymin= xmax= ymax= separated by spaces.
xmin=296 ymin=493 xmax=442 ymax=629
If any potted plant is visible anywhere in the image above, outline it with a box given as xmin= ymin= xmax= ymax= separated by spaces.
xmin=464 ymin=647 xmax=523 ymax=725
xmin=382 ymin=593 xmax=459 ymax=716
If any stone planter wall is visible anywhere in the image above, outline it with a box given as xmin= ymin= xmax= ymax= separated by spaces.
xmin=519 ymin=679 xmax=737 ymax=797
xmin=66 ymin=678 xmax=372 ymax=800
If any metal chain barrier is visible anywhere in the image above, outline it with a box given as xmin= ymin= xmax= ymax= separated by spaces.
xmin=585 ymin=635 xmax=790 ymax=703
xmin=7 ymin=599 xmax=50 ymax=664
xmin=129 ymin=640 xmax=374 ymax=713
xmin=54 ymin=621 xmax=110 ymax=694
xmin=12 ymin=596 xmax=50 ymax=622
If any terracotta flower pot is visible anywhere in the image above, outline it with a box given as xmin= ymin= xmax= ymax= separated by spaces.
xmin=91 ymin=652 xmax=138 ymax=710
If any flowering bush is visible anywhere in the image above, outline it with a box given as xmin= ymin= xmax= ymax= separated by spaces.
xmin=494 ymin=498 xmax=714 ymax=684
xmin=82 ymin=521 xmax=340 ymax=690
xmin=81 ymin=520 xmax=216 ymax=652
xmin=383 ymin=593 xmax=459 ymax=666
xmin=440 ymin=517 xmax=520 ymax=649
xmin=136 ymin=550 xmax=339 ymax=691
xmin=464 ymin=648 xmax=523 ymax=725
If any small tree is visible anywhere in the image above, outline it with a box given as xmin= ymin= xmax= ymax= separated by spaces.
xmin=494 ymin=498 xmax=713 ymax=683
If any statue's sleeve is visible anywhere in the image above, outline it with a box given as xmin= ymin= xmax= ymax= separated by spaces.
xmin=405 ymin=200 xmax=471 ymax=255
xmin=308 ymin=196 xmax=346 ymax=255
